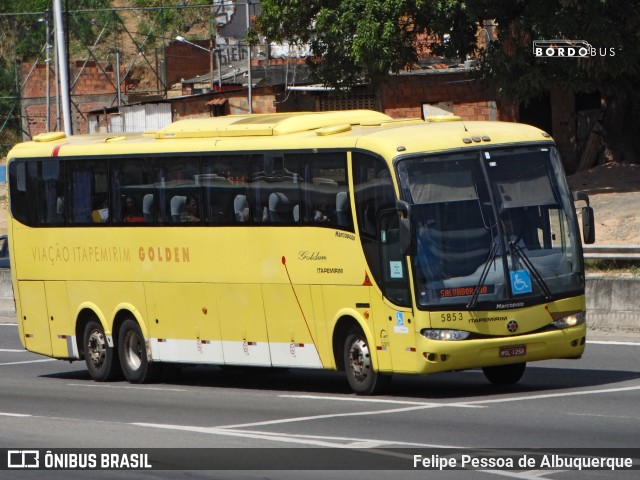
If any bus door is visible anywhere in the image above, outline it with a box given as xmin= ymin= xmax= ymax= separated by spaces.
xmin=18 ymin=281 xmax=52 ymax=356
xmin=44 ymin=281 xmax=75 ymax=358
xmin=374 ymin=209 xmax=416 ymax=373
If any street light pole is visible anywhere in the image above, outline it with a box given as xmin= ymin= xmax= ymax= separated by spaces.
xmin=176 ymin=36 xmax=220 ymax=91
xmin=209 ymin=36 xmax=215 ymax=91
xmin=246 ymin=0 xmax=253 ymax=114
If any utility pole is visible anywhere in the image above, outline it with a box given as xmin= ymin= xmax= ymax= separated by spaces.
xmin=246 ymin=0 xmax=253 ymax=113
xmin=53 ymin=0 xmax=72 ymax=136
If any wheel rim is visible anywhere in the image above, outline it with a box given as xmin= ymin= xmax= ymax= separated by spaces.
xmin=87 ymin=328 xmax=107 ymax=368
xmin=348 ymin=337 xmax=371 ymax=382
xmin=123 ymin=330 xmax=143 ymax=371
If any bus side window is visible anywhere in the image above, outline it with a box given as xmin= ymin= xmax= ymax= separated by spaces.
xmin=39 ymin=160 xmax=65 ymax=225
xmin=8 ymin=160 xmax=39 ymax=226
xmin=353 ymin=152 xmax=398 ymax=294
xmin=66 ymin=160 xmax=108 ymax=225
xmin=156 ymin=156 xmax=200 ymax=225
xmin=250 ymin=154 xmax=300 ymax=224
xmin=201 ymin=154 xmax=249 ymax=225
xmin=300 ymin=152 xmax=351 ymax=230
xmin=111 ymin=158 xmax=154 ymax=224
xmin=353 ymin=153 xmax=395 ymax=238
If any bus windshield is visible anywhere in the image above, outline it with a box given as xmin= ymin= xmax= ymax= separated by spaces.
xmin=397 ymin=145 xmax=584 ymax=310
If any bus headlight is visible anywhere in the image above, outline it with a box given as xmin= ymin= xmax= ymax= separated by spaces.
xmin=552 ymin=312 xmax=586 ymax=329
xmin=421 ymin=329 xmax=470 ymax=341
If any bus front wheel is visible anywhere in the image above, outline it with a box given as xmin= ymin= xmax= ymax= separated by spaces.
xmin=118 ymin=319 xmax=158 ymax=383
xmin=343 ymin=327 xmax=390 ymax=395
xmin=482 ymin=362 xmax=526 ymax=385
xmin=83 ymin=319 xmax=121 ymax=381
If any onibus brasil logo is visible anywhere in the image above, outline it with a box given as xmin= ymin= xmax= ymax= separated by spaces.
xmin=533 ymin=40 xmax=615 ymax=58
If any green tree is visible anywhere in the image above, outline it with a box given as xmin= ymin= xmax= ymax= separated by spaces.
xmin=0 ymin=56 xmax=21 ymax=156
xmin=0 ymin=0 xmax=112 ymax=60
xmin=0 ymin=0 xmax=113 ymax=151
xmin=257 ymin=0 xmax=640 ymax=166
xmin=257 ymin=1 xmax=474 ymax=91
xmin=469 ymin=0 xmax=640 ymax=166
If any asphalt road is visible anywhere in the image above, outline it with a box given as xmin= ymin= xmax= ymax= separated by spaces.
xmin=0 ymin=321 xmax=639 ymax=480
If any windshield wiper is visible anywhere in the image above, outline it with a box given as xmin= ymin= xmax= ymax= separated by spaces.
xmin=467 ymin=241 xmax=499 ymax=309
xmin=510 ymin=241 xmax=552 ymax=299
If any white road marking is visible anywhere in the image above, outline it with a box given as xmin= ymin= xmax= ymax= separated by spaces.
xmin=133 ymin=423 xmax=461 ymax=448
xmin=565 ymin=412 xmax=640 ymax=420
xmin=224 ymin=385 xmax=640 ymax=429
xmin=67 ymin=383 xmax=187 ymax=392
xmin=0 ymin=412 xmax=32 ymax=417
xmin=279 ymin=394 xmax=484 ymax=407
xmin=0 ymin=359 xmax=55 ymax=366
xmin=0 ymin=348 xmax=27 ymax=352
xmin=131 ymin=424 xmax=566 ymax=479
xmin=279 ymin=385 xmax=640 ymax=412
xmin=588 ymin=340 xmax=640 ymax=346
xmin=218 ymin=404 xmax=444 ymax=429
xmin=462 ymin=385 xmax=640 ymax=406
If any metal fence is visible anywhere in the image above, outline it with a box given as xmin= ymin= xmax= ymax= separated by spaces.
xmin=583 ymin=246 xmax=640 ymax=260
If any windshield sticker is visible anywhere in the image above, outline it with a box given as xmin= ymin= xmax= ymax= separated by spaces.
xmin=510 ymin=270 xmax=532 ymax=295
xmin=390 ymin=261 xmax=403 ymax=278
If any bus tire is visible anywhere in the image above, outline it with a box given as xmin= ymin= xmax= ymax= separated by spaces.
xmin=83 ymin=319 xmax=121 ymax=382
xmin=343 ymin=327 xmax=390 ymax=395
xmin=118 ymin=319 xmax=158 ymax=383
xmin=482 ymin=362 xmax=526 ymax=385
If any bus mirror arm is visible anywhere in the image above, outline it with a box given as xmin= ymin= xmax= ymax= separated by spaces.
xmin=572 ymin=191 xmax=595 ymax=245
xmin=396 ymin=200 xmax=412 ymax=255
xmin=573 ymin=190 xmax=590 ymax=207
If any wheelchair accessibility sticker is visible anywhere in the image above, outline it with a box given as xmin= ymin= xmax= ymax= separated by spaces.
xmin=394 ymin=311 xmax=409 ymax=334
xmin=510 ymin=270 xmax=532 ymax=295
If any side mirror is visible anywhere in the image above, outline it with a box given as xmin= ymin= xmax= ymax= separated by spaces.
xmin=396 ymin=200 xmax=412 ymax=255
xmin=582 ymin=206 xmax=595 ymax=244
xmin=572 ymin=191 xmax=595 ymax=244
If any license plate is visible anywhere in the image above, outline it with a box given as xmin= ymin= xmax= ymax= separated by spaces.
xmin=499 ymin=344 xmax=526 ymax=358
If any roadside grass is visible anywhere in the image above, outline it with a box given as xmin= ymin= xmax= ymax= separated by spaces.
xmin=585 ymin=259 xmax=640 ymax=274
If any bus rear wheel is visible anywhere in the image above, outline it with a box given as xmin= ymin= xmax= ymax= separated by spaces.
xmin=83 ymin=319 xmax=121 ymax=381
xmin=118 ymin=319 xmax=159 ymax=383
xmin=482 ymin=362 xmax=526 ymax=385
xmin=343 ymin=327 xmax=390 ymax=395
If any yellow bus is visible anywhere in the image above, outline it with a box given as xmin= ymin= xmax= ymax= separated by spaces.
xmin=6 ymin=110 xmax=595 ymax=394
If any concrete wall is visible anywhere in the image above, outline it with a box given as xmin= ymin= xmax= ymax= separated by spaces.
xmin=0 ymin=269 xmax=15 ymax=320
xmin=585 ymin=274 xmax=640 ymax=333
xmin=1 ymin=272 xmax=636 ymax=332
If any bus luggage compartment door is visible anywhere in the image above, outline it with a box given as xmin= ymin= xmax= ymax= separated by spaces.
xmin=18 ymin=281 xmax=52 ymax=356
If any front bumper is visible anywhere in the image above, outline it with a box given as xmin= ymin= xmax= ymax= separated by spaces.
xmin=412 ymin=323 xmax=586 ymax=374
